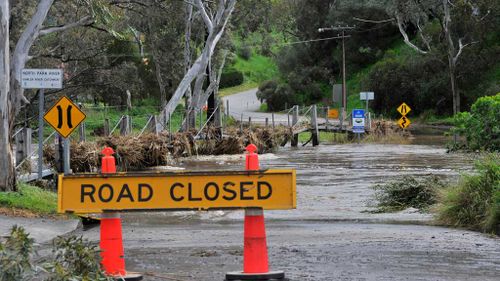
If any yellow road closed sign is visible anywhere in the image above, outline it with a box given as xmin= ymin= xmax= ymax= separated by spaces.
xmin=58 ymin=170 xmax=296 ymax=214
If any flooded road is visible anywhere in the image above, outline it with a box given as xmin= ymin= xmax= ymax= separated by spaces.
xmin=76 ymin=135 xmax=500 ymax=280
xmin=165 ymin=141 xmax=475 ymax=223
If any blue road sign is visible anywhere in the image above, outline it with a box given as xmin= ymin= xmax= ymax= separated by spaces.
xmin=352 ymin=109 xmax=365 ymax=133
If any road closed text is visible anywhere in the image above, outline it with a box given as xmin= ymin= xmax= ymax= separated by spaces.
xmin=58 ymin=170 xmax=296 ymax=213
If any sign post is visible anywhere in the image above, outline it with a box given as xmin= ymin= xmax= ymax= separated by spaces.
xmin=352 ymin=109 xmax=365 ymax=140
xmin=21 ymin=69 xmax=63 ymax=179
xmin=44 ymin=96 xmax=86 ymax=175
xmin=360 ymin=92 xmax=374 ymax=114
xmin=397 ymin=102 xmax=412 ymax=129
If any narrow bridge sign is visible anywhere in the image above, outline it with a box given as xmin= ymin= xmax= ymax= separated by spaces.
xmin=44 ymin=96 xmax=86 ymax=138
xmin=58 ymin=170 xmax=296 ymax=214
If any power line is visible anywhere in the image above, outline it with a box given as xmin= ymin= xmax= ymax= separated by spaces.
xmin=277 ymin=35 xmax=351 ymax=46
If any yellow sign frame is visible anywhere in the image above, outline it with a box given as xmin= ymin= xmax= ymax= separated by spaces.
xmin=58 ymin=170 xmax=296 ymax=214
xmin=397 ymin=102 xmax=411 ymax=116
xmin=44 ymin=96 xmax=86 ymax=138
xmin=398 ymin=116 xmax=411 ymax=129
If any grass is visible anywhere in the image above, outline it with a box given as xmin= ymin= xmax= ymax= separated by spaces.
xmin=437 ymin=154 xmax=499 ymax=235
xmin=370 ymin=175 xmax=446 ymax=213
xmin=0 ymin=183 xmax=57 ymax=215
xmin=233 ymin=54 xmax=278 ymax=84
xmin=258 ymin=103 xmax=268 ymax=112
xmin=219 ymin=81 xmax=259 ymax=97
xmin=298 ymin=131 xmax=349 ymax=144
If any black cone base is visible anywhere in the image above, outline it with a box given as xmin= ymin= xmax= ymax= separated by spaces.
xmin=112 ymin=273 xmax=143 ymax=281
xmin=225 ymin=271 xmax=285 ymax=280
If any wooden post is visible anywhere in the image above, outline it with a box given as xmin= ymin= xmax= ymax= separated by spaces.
xmin=240 ymin=114 xmax=243 ymax=133
xmin=272 ymin=113 xmax=275 ymax=130
xmin=128 ymin=116 xmax=133 ymax=134
xmin=168 ymin=112 xmax=172 ymax=142
xmin=248 ymin=117 xmax=252 ymax=129
xmin=325 ymin=106 xmax=329 ymax=131
xmin=265 ymin=118 xmax=269 ymax=128
xmin=199 ymin=109 xmax=203 ymax=131
xmin=291 ymin=105 xmax=299 ymax=147
xmin=79 ymin=122 xmax=86 ymax=142
xmin=120 ymin=115 xmax=131 ymax=136
xmin=15 ymin=128 xmax=32 ymax=165
xmin=311 ymin=105 xmax=319 ymax=146
xmin=104 ymin=118 xmax=110 ymax=136
xmin=226 ymin=99 xmax=230 ymax=116
xmin=148 ymin=115 xmax=160 ymax=135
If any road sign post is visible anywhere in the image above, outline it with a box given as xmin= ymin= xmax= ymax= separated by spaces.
xmin=21 ymin=69 xmax=63 ymax=180
xmin=397 ymin=103 xmax=412 ymax=129
xmin=44 ymin=96 xmax=86 ymax=175
xmin=360 ymin=92 xmax=374 ymax=130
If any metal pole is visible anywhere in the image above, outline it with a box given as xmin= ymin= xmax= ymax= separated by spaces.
xmin=63 ymin=137 xmax=70 ymax=174
xmin=226 ymin=99 xmax=230 ymax=116
xmin=168 ymin=112 xmax=172 ymax=142
xmin=272 ymin=113 xmax=275 ymax=130
xmin=366 ymin=99 xmax=369 ymax=131
xmin=342 ymin=30 xmax=347 ymax=121
xmin=38 ymin=89 xmax=44 ymax=180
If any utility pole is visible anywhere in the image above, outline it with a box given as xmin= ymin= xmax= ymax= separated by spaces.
xmin=318 ymin=25 xmax=355 ymax=123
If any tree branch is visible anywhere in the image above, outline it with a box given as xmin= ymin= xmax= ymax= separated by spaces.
xmin=195 ymin=0 xmax=213 ymax=32
xmin=453 ymin=39 xmax=478 ymax=65
xmin=395 ymin=12 xmax=428 ymax=54
xmin=39 ymin=16 xmax=94 ymax=36
xmin=352 ymin=17 xmax=395 ymax=24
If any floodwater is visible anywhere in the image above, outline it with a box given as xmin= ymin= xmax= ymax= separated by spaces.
xmin=76 ymin=131 xmax=500 ymax=280
xmin=135 ymin=132 xmax=474 ymax=224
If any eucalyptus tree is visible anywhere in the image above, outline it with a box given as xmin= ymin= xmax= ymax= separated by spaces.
xmin=386 ymin=0 xmax=496 ymax=114
xmin=0 ymin=0 xmax=96 ymax=191
xmin=161 ymin=0 xmax=237 ymax=124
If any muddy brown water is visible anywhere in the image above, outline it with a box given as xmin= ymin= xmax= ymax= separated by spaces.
xmin=76 ymin=132 xmax=500 ymax=281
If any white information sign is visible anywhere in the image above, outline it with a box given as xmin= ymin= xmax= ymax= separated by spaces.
xmin=360 ymin=92 xmax=374 ymax=101
xmin=21 ymin=69 xmax=63 ymax=89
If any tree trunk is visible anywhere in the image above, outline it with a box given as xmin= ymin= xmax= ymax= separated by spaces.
xmin=183 ymin=2 xmax=195 ymax=130
xmin=447 ymin=54 xmax=460 ymax=115
xmin=0 ymin=2 xmax=16 ymax=191
xmin=162 ymin=0 xmax=236 ymax=125
xmin=443 ymin=0 xmax=460 ymax=115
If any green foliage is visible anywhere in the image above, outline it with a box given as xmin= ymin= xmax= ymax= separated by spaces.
xmin=450 ymin=94 xmax=500 ymax=152
xmin=0 ymin=184 xmax=57 ymax=215
xmin=0 ymin=226 xmax=35 ymax=281
xmin=220 ymin=70 xmax=244 ymax=89
xmin=238 ymin=45 xmax=252 ymax=60
xmin=298 ymin=132 xmax=348 ymax=144
xmin=371 ymin=175 xmax=446 ymax=213
xmin=0 ymin=227 xmax=111 ymax=280
xmin=256 ymin=80 xmax=297 ymax=111
xmin=44 ymin=236 xmax=111 ymax=281
xmin=438 ymin=154 xmax=500 ymax=234
xmin=233 ymin=54 xmax=279 ymax=83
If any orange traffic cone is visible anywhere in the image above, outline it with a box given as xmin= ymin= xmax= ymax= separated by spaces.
xmin=226 ymin=144 xmax=285 ymax=280
xmin=100 ymin=147 xmax=142 ymax=281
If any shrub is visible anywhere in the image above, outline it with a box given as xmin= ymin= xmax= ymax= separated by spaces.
xmin=438 ymin=154 xmax=499 ymax=234
xmin=0 ymin=226 xmax=35 ymax=281
xmin=450 ymin=94 xmax=500 ymax=152
xmin=0 ymin=226 xmax=110 ymax=280
xmin=267 ymin=84 xmax=297 ymax=111
xmin=256 ymin=80 xmax=278 ymax=102
xmin=238 ymin=45 xmax=252 ymax=60
xmin=371 ymin=175 xmax=446 ymax=212
xmin=44 ymin=236 xmax=111 ymax=281
xmin=220 ymin=70 xmax=244 ymax=89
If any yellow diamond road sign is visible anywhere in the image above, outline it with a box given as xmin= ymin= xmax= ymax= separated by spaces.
xmin=398 ymin=116 xmax=411 ymax=129
xmin=44 ymin=96 xmax=86 ymax=138
xmin=397 ymin=102 xmax=411 ymax=116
